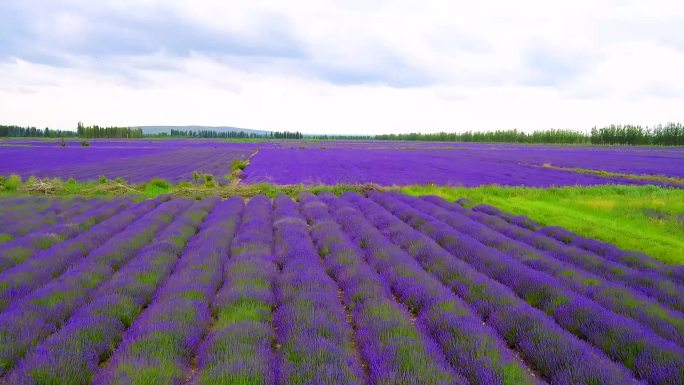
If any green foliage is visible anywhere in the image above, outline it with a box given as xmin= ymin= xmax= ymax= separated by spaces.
xmin=80 ymin=140 xmax=89 ymax=147
xmin=375 ymin=122 xmax=684 ymax=145
xmin=0 ymin=234 xmax=12 ymax=245
xmin=0 ymin=125 xmax=77 ymax=138
xmin=98 ymin=175 xmax=107 ymax=184
xmin=402 ymin=184 xmax=684 ymax=264
xmin=4 ymin=174 xmax=22 ymax=191
xmin=203 ymin=173 xmax=217 ymax=187
xmin=76 ymin=122 xmax=143 ymax=139
xmin=230 ymin=159 xmax=248 ymax=172
xmin=60 ymin=137 xmax=66 ymax=147
xmin=148 ymin=178 xmax=171 ymax=189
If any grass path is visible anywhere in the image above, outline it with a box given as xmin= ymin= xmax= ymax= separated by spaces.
xmin=401 ymin=185 xmax=684 ymax=264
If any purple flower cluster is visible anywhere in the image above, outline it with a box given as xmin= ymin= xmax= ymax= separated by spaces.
xmin=412 ymin=194 xmax=684 ymax=345
xmin=540 ymin=226 xmax=684 ymax=284
xmin=368 ymin=192 xmax=683 ymax=384
xmin=93 ymin=198 xmax=243 ymax=384
xmin=471 ymin=204 xmax=684 ymax=313
xmin=242 ymin=144 xmax=683 ymax=186
xmin=272 ymin=194 xmax=366 ymax=384
xmin=3 ymin=198 xmax=217 ymax=384
xmin=0 ymin=192 xmax=680 ymax=384
xmin=330 ymin=192 xmax=637 ymax=385
xmin=0 ymin=198 xmax=163 ymax=313
xmin=298 ymin=192 xmax=465 ymax=385
xmin=194 ymin=195 xmax=277 ymax=385
xmin=0 ymin=196 xmax=93 ymax=237
xmin=0 ymin=140 xmax=257 ymax=183
xmin=0 ymin=198 xmax=190 ymax=377
xmin=0 ymin=197 xmax=132 ymax=273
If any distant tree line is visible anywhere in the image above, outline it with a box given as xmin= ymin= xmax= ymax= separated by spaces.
xmin=76 ymin=122 xmax=143 ymax=139
xmin=163 ymin=129 xmax=266 ymax=138
xmin=305 ymin=134 xmax=374 ymax=140
xmin=589 ymin=124 xmax=682 ymax=146
xmin=158 ymin=129 xmax=306 ymax=139
xmin=3 ymin=122 xmax=682 ymax=145
xmin=375 ymin=123 xmax=683 ymax=146
xmin=0 ymin=125 xmax=77 ymax=138
xmin=270 ymin=131 xmax=304 ymax=139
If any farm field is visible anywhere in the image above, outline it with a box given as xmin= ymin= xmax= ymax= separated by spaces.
xmin=0 ymin=140 xmax=257 ymax=184
xmin=2 ymin=139 xmax=683 ymax=186
xmin=0 ymin=192 xmax=682 ymax=385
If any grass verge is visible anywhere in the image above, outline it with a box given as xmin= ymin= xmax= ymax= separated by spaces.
xmin=541 ymin=164 xmax=684 ymax=186
xmin=0 ymin=175 xmax=387 ymax=199
xmin=401 ymin=184 xmax=684 ymax=264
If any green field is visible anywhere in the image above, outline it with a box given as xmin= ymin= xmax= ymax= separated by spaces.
xmin=402 ymin=185 xmax=684 ymax=264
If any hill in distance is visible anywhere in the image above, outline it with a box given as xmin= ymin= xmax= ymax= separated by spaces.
xmin=139 ymin=125 xmax=271 ymax=136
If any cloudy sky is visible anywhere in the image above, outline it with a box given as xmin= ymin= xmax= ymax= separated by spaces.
xmin=1 ymin=0 xmax=683 ymax=134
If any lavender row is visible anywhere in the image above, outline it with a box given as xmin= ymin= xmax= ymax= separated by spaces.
xmin=470 ymin=203 xmax=684 ymax=313
xmin=272 ymin=194 xmax=366 ymax=385
xmin=540 ymin=226 xmax=684 ymax=284
xmin=4 ymin=198 xmax=217 ymax=385
xmin=469 ymin=203 xmax=541 ymax=230
xmin=337 ymin=192 xmax=641 ymax=385
xmin=369 ymin=192 xmax=684 ymax=385
xmin=0 ymin=197 xmax=163 ymax=312
xmin=0 ymin=197 xmax=106 ymax=238
xmin=472 ymin=203 xmax=684 ymax=284
xmin=0 ymin=197 xmax=69 ymax=235
xmin=330 ymin=194 xmax=632 ymax=384
xmin=194 ymin=195 xmax=277 ymax=385
xmin=0 ymin=197 xmax=133 ymax=273
xmin=300 ymin=192 xmax=469 ymax=385
xmin=93 ymin=198 xmax=243 ymax=384
xmin=0 ymin=198 xmax=190 ymax=376
xmin=411 ymin=194 xmax=684 ymax=345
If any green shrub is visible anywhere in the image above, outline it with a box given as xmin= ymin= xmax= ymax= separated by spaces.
xmin=230 ymin=159 xmax=248 ymax=172
xmin=203 ymin=174 xmax=217 ymax=187
xmin=98 ymin=175 xmax=108 ymax=184
xmin=81 ymin=140 xmax=90 ymax=147
xmin=149 ymin=178 xmax=171 ymax=189
xmin=4 ymin=174 xmax=22 ymax=191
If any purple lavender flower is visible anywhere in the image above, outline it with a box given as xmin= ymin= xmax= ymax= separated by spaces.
xmin=3 ymin=198 xmax=217 ymax=383
xmin=92 ymin=198 xmax=243 ymax=385
xmin=323 ymin=192 xmax=637 ymax=385
xmin=299 ymin=192 xmax=466 ymax=385
xmin=0 ymin=197 xmax=133 ymax=273
xmin=367 ymin=192 xmax=683 ymax=385
xmin=194 ymin=195 xmax=277 ymax=385
xmin=272 ymin=194 xmax=366 ymax=385
xmin=412 ymin=194 xmax=684 ymax=346
xmin=0 ymin=198 xmax=163 ymax=313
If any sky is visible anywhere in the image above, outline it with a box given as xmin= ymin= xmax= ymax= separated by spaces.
xmin=1 ymin=0 xmax=683 ymax=135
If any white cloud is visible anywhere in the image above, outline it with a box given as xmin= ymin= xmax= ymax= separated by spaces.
xmin=1 ymin=0 xmax=683 ymax=134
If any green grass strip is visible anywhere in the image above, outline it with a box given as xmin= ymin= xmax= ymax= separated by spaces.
xmin=401 ymin=185 xmax=684 ymax=264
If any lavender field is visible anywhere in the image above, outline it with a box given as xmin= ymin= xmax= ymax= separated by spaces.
xmin=2 ymin=139 xmax=683 ymax=186
xmin=0 ymin=140 xmax=256 ymax=184
xmin=0 ymin=192 xmax=682 ymax=385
